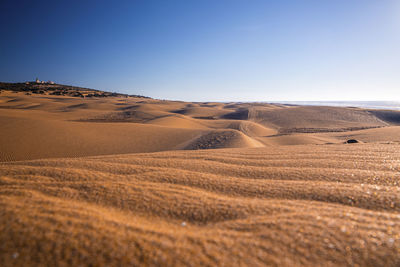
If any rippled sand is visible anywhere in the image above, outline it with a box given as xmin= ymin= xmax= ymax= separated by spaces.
xmin=1 ymin=144 xmax=400 ymax=266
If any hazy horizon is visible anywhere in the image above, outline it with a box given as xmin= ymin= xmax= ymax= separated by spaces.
xmin=1 ymin=0 xmax=399 ymax=101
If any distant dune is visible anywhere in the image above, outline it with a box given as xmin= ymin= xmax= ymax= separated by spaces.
xmin=1 ymin=89 xmax=400 ymax=161
xmin=1 ymin=87 xmax=400 ymax=266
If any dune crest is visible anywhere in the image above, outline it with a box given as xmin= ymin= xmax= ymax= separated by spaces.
xmin=178 ymin=129 xmax=265 ymax=150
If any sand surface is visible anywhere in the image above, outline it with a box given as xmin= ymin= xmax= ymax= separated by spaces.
xmin=1 ymin=91 xmax=400 ymax=266
xmin=1 ymin=91 xmax=400 ymax=161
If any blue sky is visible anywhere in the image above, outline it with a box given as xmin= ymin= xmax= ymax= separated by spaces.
xmin=1 ymin=0 xmax=399 ymax=101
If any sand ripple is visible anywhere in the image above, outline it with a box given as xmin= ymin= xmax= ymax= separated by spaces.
xmin=1 ymin=144 xmax=400 ymax=266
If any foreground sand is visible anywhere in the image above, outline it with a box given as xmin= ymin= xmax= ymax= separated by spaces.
xmin=1 ymin=91 xmax=400 ymax=266
xmin=1 ymin=144 xmax=400 ymax=266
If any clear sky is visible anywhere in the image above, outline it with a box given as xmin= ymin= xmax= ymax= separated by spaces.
xmin=1 ymin=0 xmax=399 ymax=101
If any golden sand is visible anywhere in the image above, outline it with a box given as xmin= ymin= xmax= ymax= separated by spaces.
xmin=1 ymin=91 xmax=400 ymax=266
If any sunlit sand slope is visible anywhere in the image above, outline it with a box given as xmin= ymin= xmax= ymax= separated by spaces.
xmin=1 ymin=144 xmax=400 ymax=266
xmin=2 ymin=91 xmax=400 ymax=162
xmin=0 ymin=110 xmax=203 ymax=161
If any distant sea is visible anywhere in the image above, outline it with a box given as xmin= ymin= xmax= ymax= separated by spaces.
xmin=273 ymin=101 xmax=400 ymax=111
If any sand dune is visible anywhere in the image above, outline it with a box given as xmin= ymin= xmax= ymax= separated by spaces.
xmin=145 ymin=115 xmax=210 ymax=129
xmin=368 ymin=110 xmax=400 ymax=125
xmin=2 ymin=91 xmax=400 ymax=162
xmin=178 ymin=129 xmax=265 ymax=150
xmin=0 ymin=114 xmax=203 ymax=161
xmin=171 ymin=105 xmax=231 ymax=118
xmin=1 ymin=90 xmax=400 ymax=266
xmin=225 ymin=120 xmax=277 ymax=137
